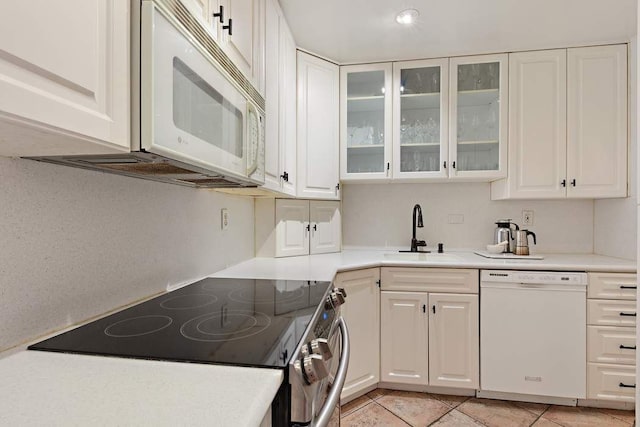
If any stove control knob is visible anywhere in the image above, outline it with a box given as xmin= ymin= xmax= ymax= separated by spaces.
xmin=326 ymin=290 xmax=345 ymax=309
xmin=336 ymin=287 xmax=347 ymax=298
xmin=302 ymin=354 xmax=329 ymax=384
xmin=301 ymin=338 xmax=332 ymax=360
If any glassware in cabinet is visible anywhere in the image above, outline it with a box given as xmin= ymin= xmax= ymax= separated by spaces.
xmin=449 ymin=54 xmax=508 ymax=178
xmin=393 ymin=58 xmax=449 ymax=178
xmin=340 ymin=64 xmax=392 ymax=180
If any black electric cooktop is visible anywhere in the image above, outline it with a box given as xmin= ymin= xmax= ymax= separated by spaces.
xmin=29 ymin=278 xmax=332 ymax=369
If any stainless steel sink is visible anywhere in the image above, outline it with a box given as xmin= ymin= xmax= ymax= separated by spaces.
xmin=383 ymin=252 xmax=463 ymax=262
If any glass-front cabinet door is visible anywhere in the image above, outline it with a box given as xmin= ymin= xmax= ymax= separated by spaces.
xmin=392 ymin=59 xmax=449 ymax=179
xmin=340 ymin=63 xmax=392 ymax=180
xmin=449 ymin=54 xmax=508 ymax=179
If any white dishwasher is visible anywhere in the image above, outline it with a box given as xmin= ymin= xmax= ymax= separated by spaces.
xmin=480 ymin=270 xmax=587 ymax=399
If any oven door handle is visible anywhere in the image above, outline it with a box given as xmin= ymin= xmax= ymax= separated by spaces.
xmin=313 ymin=317 xmax=350 ymax=427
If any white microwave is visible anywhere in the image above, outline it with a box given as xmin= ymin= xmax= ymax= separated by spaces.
xmin=33 ymin=0 xmax=265 ymax=189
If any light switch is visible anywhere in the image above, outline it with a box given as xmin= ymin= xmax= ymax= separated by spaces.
xmin=448 ymin=214 xmax=464 ymax=224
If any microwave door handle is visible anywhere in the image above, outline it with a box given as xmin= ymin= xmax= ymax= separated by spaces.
xmin=247 ymin=138 xmax=258 ymax=176
xmin=312 ymin=317 xmax=350 ymax=427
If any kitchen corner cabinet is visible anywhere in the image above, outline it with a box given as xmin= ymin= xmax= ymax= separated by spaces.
xmin=335 ymin=268 xmax=380 ymax=401
xmin=297 ymin=51 xmax=340 ymax=199
xmin=340 ymin=63 xmax=393 ymax=180
xmin=208 ymin=0 xmax=265 ymax=94
xmin=263 ymin=0 xmax=296 ymax=196
xmin=0 ymin=1 xmax=130 ymax=157
xmin=380 ymin=268 xmax=479 ymax=389
xmin=492 ymin=44 xmax=627 ymax=200
xmin=254 ymin=199 xmax=341 ymax=257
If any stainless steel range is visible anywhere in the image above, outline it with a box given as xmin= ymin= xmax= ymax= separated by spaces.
xmin=29 ymin=277 xmax=349 ymax=427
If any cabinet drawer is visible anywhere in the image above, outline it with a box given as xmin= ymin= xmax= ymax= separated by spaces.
xmin=381 ymin=268 xmax=478 ymax=294
xmin=587 ymin=326 xmax=636 ymax=365
xmin=587 ymin=363 xmax=636 ymax=402
xmin=588 ymin=300 xmax=637 ymax=327
xmin=588 ymin=273 xmax=637 ymax=300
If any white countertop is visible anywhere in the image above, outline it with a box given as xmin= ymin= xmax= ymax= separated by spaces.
xmin=0 ymin=350 xmax=282 ymax=427
xmin=212 ymin=248 xmax=637 ymax=282
xmin=1 ymin=248 xmax=633 ymax=426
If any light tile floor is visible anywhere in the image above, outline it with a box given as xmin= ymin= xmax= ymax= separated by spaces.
xmin=341 ymin=389 xmax=635 ymax=427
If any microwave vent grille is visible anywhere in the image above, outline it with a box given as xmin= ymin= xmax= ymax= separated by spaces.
xmin=156 ymin=0 xmax=265 ymax=112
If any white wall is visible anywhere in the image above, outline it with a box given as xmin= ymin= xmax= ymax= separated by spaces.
xmin=0 ymin=157 xmax=254 ymax=352
xmin=594 ymin=38 xmax=638 ymax=261
xmin=342 ymin=182 xmax=594 ymax=253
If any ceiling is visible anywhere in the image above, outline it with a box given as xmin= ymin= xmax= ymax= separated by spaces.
xmin=278 ymin=0 xmax=637 ymax=64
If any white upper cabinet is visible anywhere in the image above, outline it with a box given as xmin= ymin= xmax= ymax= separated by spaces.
xmin=393 ymin=58 xmax=449 ymax=179
xmin=492 ymin=44 xmax=627 ymax=200
xmin=297 ymin=51 xmax=340 ymax=200
xmin=274 ymin=199 xmax=309 ymax=257
xmin=493 ymin=49 xmax=567 ymax=199
xmin=340 ymin=63 xmax=393 ymax=180
xmin=255 ymin=198 xmax=341 ymax=257
xmin=567 ymin=45 xmax=627 ymax=198
xmin=263 ymin=0 xmax=296 ymax=195
xmin=449 ymin=54 xmax=508 ymax=180
xmin=340 ymin=54 xmax=508 ymax=182
xmin=209 ymin=0 xmax=265 ymax=94
xmin=309 ymin=201 xmax=342 ymax=254
xmin=0 ymin=0 xmax=130 ymax=157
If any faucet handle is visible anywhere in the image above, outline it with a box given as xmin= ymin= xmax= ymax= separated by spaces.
xmin=415 ymin=240 xmax=427 ymax=247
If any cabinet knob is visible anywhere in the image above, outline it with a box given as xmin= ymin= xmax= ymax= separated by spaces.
xmin=223 ymin=18 xmax=233 ymax=35
xmin=212 ymin=5 xmax=224 ymax=23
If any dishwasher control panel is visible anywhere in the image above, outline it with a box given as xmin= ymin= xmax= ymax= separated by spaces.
xmin=481 ymin=270 xmax=588 ymax=285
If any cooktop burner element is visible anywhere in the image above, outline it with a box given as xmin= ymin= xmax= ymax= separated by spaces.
xmin=104 ymin=315 xmax=173 ymax=338
xmin=180 ymin=310 xmax=271 ymax=342
xmin=29 ymin=277 xmax=332 ymax=368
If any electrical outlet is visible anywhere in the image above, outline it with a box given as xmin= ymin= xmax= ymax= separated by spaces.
xmin=522 ymin=210 xmax=534 ymax=226
xmin=221 ymin=208 xmax=229 ymax=230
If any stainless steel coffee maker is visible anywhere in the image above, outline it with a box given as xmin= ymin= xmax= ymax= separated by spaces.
xmin=494 ymin=219 xmax=519 ymax=253
xmin=514 ymin=229 xmax=537 ymax=255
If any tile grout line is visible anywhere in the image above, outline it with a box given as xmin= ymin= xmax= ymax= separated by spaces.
xmin=371 ymin=401 xmax=413 ymax=427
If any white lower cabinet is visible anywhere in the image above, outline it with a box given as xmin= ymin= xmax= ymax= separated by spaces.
xmin=335 ymin=268 xmax=380 ymax=401
xmin=380 ymin=291 xmax=429 ymax=385
xmin=428 ymin=293 xmax=479 ymax=389
xmin=255 ymin=199 xmax=341 ymax=257
xmin=380 ymin=268 xmax=479 ymax=389
xmin=586 ymin=272 xmax=637 ymax=402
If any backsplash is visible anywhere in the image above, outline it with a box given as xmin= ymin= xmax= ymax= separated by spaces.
xmin=0 ymin=157 xmax=254 ymax=352
xmin=342 ymin=182 xmax=595 ymax=253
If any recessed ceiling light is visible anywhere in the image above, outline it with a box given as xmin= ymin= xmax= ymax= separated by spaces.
xmin=396 ymin=9 xmax=419 ymax=25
